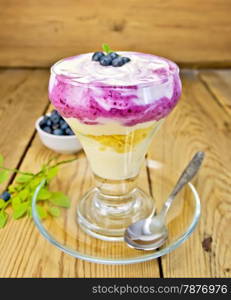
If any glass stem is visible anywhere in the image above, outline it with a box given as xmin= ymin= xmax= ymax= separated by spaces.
xmin=93 ymin=174 xmax=138 ymax=213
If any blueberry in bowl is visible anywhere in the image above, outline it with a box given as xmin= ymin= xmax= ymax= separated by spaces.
xmin=35 ymin=110 xmax=82 ymax=154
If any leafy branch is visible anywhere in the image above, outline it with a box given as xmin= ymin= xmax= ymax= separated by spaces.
xmin=0 ymin=154 xmax=77 ymax=228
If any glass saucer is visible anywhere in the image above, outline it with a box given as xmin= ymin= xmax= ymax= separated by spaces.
xmin=32 ymin=156 xmax=200 ymax=265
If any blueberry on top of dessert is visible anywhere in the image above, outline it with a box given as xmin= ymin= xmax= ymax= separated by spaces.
xmin=92 ymin=44 xmax=131 ymax=67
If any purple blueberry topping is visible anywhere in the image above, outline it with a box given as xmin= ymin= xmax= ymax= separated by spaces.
xmin=92 ymin=45 xmax=131 ymax=67
xmin=112 ymin=57 xmax=125 ymax=67
xmin=108 ymin=52 xmax=119 ymax=59
xmin=99 ymin=55 xmax=112 ymax=66
xmin=122 ymin=57 xmax=131 ymax=64
xmin=92 ymin=52 xmax=105 ymax=62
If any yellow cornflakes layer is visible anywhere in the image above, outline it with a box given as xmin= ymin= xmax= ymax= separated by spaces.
xmin=80 ymin=125 xmax=155 ymax=153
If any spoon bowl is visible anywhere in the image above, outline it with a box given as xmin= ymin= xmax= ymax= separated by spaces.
xmin=124 ymin=216 xmax=169 ymax=250
xmin=124 ymin=152 xmax=205 ymax=251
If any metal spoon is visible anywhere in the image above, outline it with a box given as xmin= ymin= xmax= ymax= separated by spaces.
xmin=124 ymin=151 xmax=205 ymax=251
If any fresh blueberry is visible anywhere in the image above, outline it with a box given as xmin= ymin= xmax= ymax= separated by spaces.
xmin=52 ymin=123 xmax=59 ymax=130
xmin=112 ymin=57 xmax=125 ymax=67
xmin=43 ymin=126 xmax=52 ymax=134
xmin=46 ymin=119 xmax=52 ymax=127
xmin=39 ymin=116 xmax=50 ymax=128
xmin=100 ymin=55 xmax=112 ymax=66
xmin=0 ymin=191 xmax=11 ymax=202
xmin=39 ymin=119 xmax=47 ymax=128
xmin=59 ymin=119 xmax=66 ymax=126
xmin=53 ymin=129 xmax=64 ymax=136
xmin=92 ymin=52 xmax=105 ymax=61
xmin=65 ymin=128 xmax=74 ymax=135
xmin=61 ymin=123 xmax=68 ymax=130
xmin=109 ymin=52 xmax=119 ymax=59
xmin=50 ymin=114 xmax=60 ymax=124
xmin=122 ymin=57 xmax=131 ymax=64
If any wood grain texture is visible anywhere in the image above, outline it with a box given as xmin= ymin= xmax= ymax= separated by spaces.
xmin=0 ymin=69 xmax=49 ymax=189
xmin=0 ymin=0 xmax=231 ymax=67
xmin=0 ymin=99 xmax=160 ymax=278
xmin=0 ymin=137 xmax=160 ymax=278
xmin=199 ymin=70 xmax=231 ymax=117
xmin=0 ymin=69 xmax=231 ymax=277
xmin=148 ymin=70 xmax=231 ymax=277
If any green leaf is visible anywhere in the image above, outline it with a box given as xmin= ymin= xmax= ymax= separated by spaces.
xmin=16 ymin=174 xmax=33 ymax=183
xmin=37 ymin=188 xmax=52 ymax=200
xmin=13 ymin=202 xmax=28 ymax=219
xmin=8 ymin=184 xmax=17 ymax=193
xmin=11 ymin=196 xmax=21 ymax=208
xmin=18 ymin=189 xmax=30 ymax=201
xmin=36 ymin=205 xmax=48 ymax=219
xmin=0 ymin=211 xmax=8 ymax=228
xmin=29 ymin=177 xmax=44 ymax=190
xmin=0 ymin=199 xmax=5 ymax=209
xmin=48 ymin=206 xmax=60 ymax=217
xmin=102 ymin=43 xmax=112 ymax=54
xmin=0 ymin=170 xmax=9 ymax=184
xmin=0 ymin=154 xmax=4 ymax=166
xmin=49 ymin=192 xmax=70 ymax=208
xmin=46 ymin=167 xmax=59 ymax=180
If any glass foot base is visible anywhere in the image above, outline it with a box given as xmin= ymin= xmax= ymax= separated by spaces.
xmin=77 ymin=187 xmax=155 ymax=241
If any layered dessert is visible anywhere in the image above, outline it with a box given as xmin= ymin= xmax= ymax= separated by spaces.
xmin=49 ymin=51 xmax=181 ymax=180
xmin=48 ymin=49 xmax=182 ymax=240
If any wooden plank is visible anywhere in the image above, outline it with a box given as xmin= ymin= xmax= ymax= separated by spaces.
xmin=1 ymin=68 xmax=231 ymax=277
xmin=0 ymin=0 xmax=231 ymax=67
xmin=0 ymin=138 xmax=160 ymax=278
xmin=199 ymin=70 xmax=231 ymax=117
xmin=0 ymin=69 xmax=49 ymax=189
xmin=147 ymin=70 xmax=231 ymax=277
xmin=0 ymin=107 xmax=160 ymax=278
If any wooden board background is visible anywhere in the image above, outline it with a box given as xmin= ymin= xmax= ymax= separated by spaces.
xmin=0 ymin=0 xmax=231 ymax=67
xmin=0 ymin=69 xmax=230 ymax=277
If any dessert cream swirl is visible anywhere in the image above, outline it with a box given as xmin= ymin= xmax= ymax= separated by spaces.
xmin=49 ymin=52 xmax=182 ymax=126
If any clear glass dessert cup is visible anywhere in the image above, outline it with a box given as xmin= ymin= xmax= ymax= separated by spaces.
xmin=49 ymin=52 xmax=181 ymax=241
xmin=73 ymin=118 xmax=163 ymax=241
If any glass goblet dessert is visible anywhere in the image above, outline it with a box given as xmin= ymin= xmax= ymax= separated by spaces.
xmin=49 ymin=51 xmax=182 ymax=241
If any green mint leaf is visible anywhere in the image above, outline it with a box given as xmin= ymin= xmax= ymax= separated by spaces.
xmin=102 ymin=43 xmax=112 ymax=54
xmin=49 ymin=192 xmax=70 ymax=208
xmin=48 ymin=207 xmax=61 ymax=217
xmin=37 ymin=188 xmax=52 ymax=200
xmin=36 ymin=205 xmax=48 ymax=219
xmin=0 ymin=199 xmax=5 ymax=209
xmin=0 ymin=170 xmax=9 ymax=184
xmin=16 ymin=174 xmax=33 ymax=183
xmin=0 ymin=211 xmax=8 ymax=228
xmin=13 ymin=202 xmax=28 ymax=219
xmin=46 ymin=167 xmax=59 ymax=180
xmin=0 ymin=154 xmax=4 ymax=166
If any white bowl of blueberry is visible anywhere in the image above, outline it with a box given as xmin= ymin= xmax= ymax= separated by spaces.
xmin=36 ymin=110 xmax=82 ymax=154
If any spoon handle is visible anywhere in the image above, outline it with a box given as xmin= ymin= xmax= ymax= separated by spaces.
xmin=160 ymin=151 xmax=205 ymax=218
